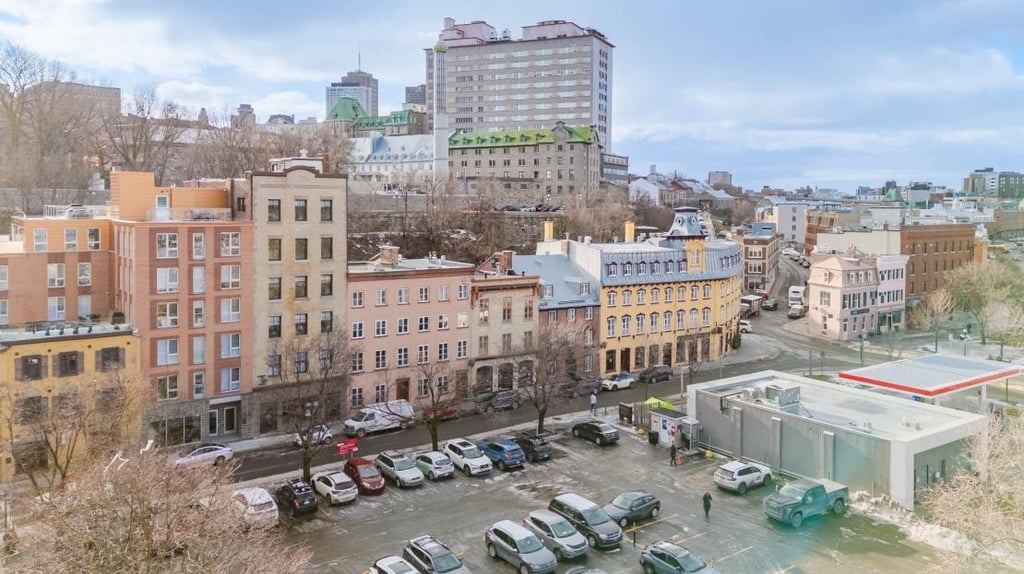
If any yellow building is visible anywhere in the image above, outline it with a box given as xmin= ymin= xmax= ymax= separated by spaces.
xmin=536 ymin=209 xmax=744 ymax=374
xmin=0 ymin=324 xmax=141 ymax=482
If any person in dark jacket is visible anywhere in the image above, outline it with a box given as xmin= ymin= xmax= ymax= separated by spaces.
xmin=702 ymin=491 xmax=713 ymax=519
xmin=669 ymin=443 xmax=678 ymax=466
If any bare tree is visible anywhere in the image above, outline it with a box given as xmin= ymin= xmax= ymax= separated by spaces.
xmin=984 ymin=300 xmax=1024 ymax=360
xmin=946 ymin=261 xmax=1020 ymax=345
xmin=0 ymin=369 xmax=143 ymax=497
xmin=683 ymin=357 xmax=705 ymax=393
xmin=910 ymin=287 xmax=955 ymax=353
xmin=266 ymin=122 xmax=352 ymax=174
xmin=186 ymin=109 xmax=270 ymax=179
xmin=261 ymin=329 xmax=353 ymax=483
xmin=923 ymin=416 xmax=1024 ymax=571
xmin=402 ymin=361 xmax=464 ymax=452
xmin=96 ymin=84 xmax=189 ymax=186
xmin=20 ymin=450 xmax=311 ymax=573
xmin=560 ymin=195 xmax=634 ymax=242
xmin=514 ymin=321 xmax=587 ymax=434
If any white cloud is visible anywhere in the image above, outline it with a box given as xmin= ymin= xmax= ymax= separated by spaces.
xmin=248 ymin=91 xmax=322 ymax=122
xmin=156 ymin=80 xmax=233 ymax=114
xmin=860 ymin=47 xmax=1024 ymax=95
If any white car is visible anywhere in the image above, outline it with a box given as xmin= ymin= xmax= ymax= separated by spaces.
xmin=713 ymin=460 xmax=772 ymax=494
xmin=174 ymin=443 xmax=234 ymax=467
xmin=369 ymin=555 xmax=420 ymax=574
xmin=443 ymin=438 xmax=492 ymax=476
xmin=294 ymin=424 xmax=333 ymax=447
xmin=231 ymin=487 xmax=279 ymax=528
xmin=739 ymin=320 xmax=753 ymax=333
xmin=601 ymin=372 xmax=635 ymax=391
xmin=311 ymin=470 xmax=358 ymax=505
xmin=415 ymin=451 xmax=455 ymax=480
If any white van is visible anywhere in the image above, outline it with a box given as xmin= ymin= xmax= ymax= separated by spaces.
xmin=343 ymin=399 xmax=415 ymax=437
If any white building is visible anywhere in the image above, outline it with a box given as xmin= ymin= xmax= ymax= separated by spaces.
xmin=348 ymin=133 xmax=436 ymax=185
xmin=758 ymin=201 xmax=812 ymax=245
xmin=807 ymin=255 xmax=879 ymax=342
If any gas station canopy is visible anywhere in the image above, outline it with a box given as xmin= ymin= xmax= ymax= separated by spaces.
xmin=838 ymin=354 xmax=1021 ymax=398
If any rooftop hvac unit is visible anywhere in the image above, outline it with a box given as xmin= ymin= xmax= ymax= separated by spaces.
xmin=765 ymin=383 xmax=801 ymax=406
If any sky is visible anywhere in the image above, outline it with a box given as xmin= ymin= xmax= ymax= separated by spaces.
xmin=1 ymin=0 xmax=1022 ymax=192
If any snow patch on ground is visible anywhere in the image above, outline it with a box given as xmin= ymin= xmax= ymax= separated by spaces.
xmin=849 ymin=491 xmax=974 ymax=556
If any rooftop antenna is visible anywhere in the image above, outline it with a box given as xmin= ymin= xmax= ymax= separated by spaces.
xmin=358 ymin=51 xmax=361 ymax=72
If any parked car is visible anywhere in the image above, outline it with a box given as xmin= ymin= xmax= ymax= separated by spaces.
xmin=558 ymin=376 xmax=602 ymax=398
xmin=787 ymin=305 xmax=805 ymax=319
xmin=738 ymin=320 xmax=753 ymax=334
xmin=484 ymin=519 xmax=558 ymax=574
xmin=762 ymin=298 xmax=778 ymax=311
xmin=174 ymin=443 xmax=233 ymax=468
xmin=639 ymin=540 xmax=718 ymax=574
xmin=523 ymin=509 xmax=589 ymax=560
xmin=512 ymin=432 xmax=553 ymax=463
xmin=475 ymin=390 xmax=521 ymax=413
xmin=763 ymin=478 xmax=848 ymax=528
xmin=477 ymin=439 xmax=526 ymax=471
xmin=344 ymin=400 xmax=415 ymax=437
xmin=343 ymin=457 xmax=386 ymax=495
xmin=421 ymin=404 xmax=461 ymax=422
xmin=600 ymin=372 xmax=635 ymax=391
xmin=713 ymin=460 xmax=772 ymax=494
xmin=231 ymin=487 xmax=278 ymax=529
xmin=310 ymin=470 xmax=358 ymax=505
xmin=548 ymin=493 xmax=622 ymax=549
xmin=415 ymin=451 xmax=456 ymax=480
xmin=602 ymin=491 xmax=661 ymax=527
xmin=294 ymin=424 xmax=333 ymax=447
xmin=375 ymin=450 xmax=425 ymax=488
xmin=443 ymin=438 xmax=493 ymax=476
xmin=368 ymin=555 xmax=421 ymax=574
xmin=571 ymin=420 xmax=619 ymax=445
xmin=275 ymin=478 xmax=318 ymax=517
xmin=638 ymin=365 xmax=673 ymax=385
xmin=402 ymin=535 xmax=472 ymax=574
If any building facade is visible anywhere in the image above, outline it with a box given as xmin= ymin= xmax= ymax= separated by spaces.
xmin=326 ymin=70 xmax=379 ymax=117
xmin=900 ymin=223 xmax=975 ymax=301
xmin=738 ymin=224 xmax=779 ymax=293
xmin=874 ymin=254 xmax=909 ymax=333
xmin=471 ymin=251 xmax=540 ymax=391
xmin=405 ymin=84 xmax=427 ymax=105
xmin=425 ymin=18 xmax=614 ymax=142
xmin=600 ymin=152 xmax=629 ymax=185
xmin=707 ymin=171 xmax=732 ymax=187
xmin=807 ymin=256 xmax=879 ymax=342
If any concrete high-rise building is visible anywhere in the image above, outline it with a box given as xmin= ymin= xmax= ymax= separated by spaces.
xmin=707 ymin=171 xmax=732 ymax=187
xmin=405 ymin=84 xmax=427 ymax=105
xmin=326 ymin=70 xmax=379 ymax=117
xmin=425 ymin=18 xmax=614 ymax=144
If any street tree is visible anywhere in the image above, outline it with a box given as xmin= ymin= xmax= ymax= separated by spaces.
xmin=910 ymin=287 xmax=955 ymax=352
xmin=21 ymin=450 xmax=311 ymax=573
xmin=405 ymin=361 xmax=464 ymax=452
xmin=923 ymin=415 xmax=1024 ymax=571
xmin=96 ymin=84 xmax=189 ymax=186
xmin=514 ymin=321 xmax=589 ymax=435
xmin=983 ymin=299 xmax=1024 ymax=360
xmin=261 ymin=328 xmax=354 ymax=483
xmin=0 ymin=369 xmax=142 ymax=497
xmin=946 ymin=261 xmax=1020 ymax=345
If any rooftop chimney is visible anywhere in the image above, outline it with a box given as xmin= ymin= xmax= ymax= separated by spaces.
xmin=379 ymin=244 xmax=400 ymax=265
xmin=624 ymin=221 xmax=636 ymax=243
xmin=543 ymin=220 xmax=554 ymax=241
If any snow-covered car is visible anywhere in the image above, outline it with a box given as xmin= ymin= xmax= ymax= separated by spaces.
xmin=368 ymin=555 xmax=420 ymax=574
xmin=310 ymin=470 xmax=359 ymax=505
xmin=174 ymin=443 xmax=233 ymax=468
xmin=713 ymin=460 xmax=772 ymax=494
xmin=231 ymin=487 xmax=278 ymax=529
xmin=443 ymin=438 xmax=492 ymax=476
xmin=294 ymin=424 xmax=333 ymax=447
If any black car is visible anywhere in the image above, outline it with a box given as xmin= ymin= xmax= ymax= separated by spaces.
xmin=558 ymin=376 xmax=602 ymax=398
xmin=275 ymin=478 xmax=318 ymax=517
xmin=512 ymin=432 xmax=553 ymax=462
xmin=475 ymin=390 xmax=521 ymax=413
xmin=762 ymin=298 xmax=778 ymax=311
xmin=638 ymin=365 xmax=673 ymax=385
xmin=571 ymin=420 xmax=619 ymax=446
xmin=602 ymin=491 xmax=661 ymax=527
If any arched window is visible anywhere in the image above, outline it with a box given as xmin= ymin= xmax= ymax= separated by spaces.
xmin=703 ymin=284 xmax=711 ymax=299
xmin=638 ymin=262 xmax=647 ymax=275
xmin=667 ymin=311 xmax=675 ymax=330
xmin=622 ymin=290 xmax=632 ymax=306
xmin=637 ymin=289 xmax=646 ymax=304
xmin=678 ymin=286 xmax=686 ymax=301
xmin=623 ymin=263 xmax=632 ymax=276
xmin=651 ymin=288 xmax=660 ymax=303
xmin=636 ymin=314 xmax=645 ymax=334
xmin=607 ymin=263 xmax=617 ymax=276
xmin=690 ymin=285 xmax=699 ymax=300
xmin=650 ymin=312 xmax=659 ymax=332
xmin=664 ymin=288 xmax=672 ymax=303
xmin=719 ymin=305 xmax=724 ymax=319
xmin=606 ymin=317 xmax=616 ymax=338
xmin=676 ymin=310 xmax=685 ymax=330
xmin=690 ymin=309 xmax=699 ymax=328
xmin=702 ymin=307 xmax=711 ymax=326
xmin=621 ymin=315 xmax=631 ymax=336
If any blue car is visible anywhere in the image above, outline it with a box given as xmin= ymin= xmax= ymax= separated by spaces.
xmin=477 ymin=439 xmax=526 ymax=471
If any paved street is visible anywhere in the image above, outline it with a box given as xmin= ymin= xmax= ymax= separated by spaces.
xmin=282 ymin=416 xmax=941 ymax=574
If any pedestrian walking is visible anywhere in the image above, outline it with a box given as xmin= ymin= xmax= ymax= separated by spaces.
xmin=702 ymin=491 xmax=713 ymax=519
xmin=589 ymin=391 xmax=598 ymax=416
xmin=669 ymin=443 xmax=678 ymax=467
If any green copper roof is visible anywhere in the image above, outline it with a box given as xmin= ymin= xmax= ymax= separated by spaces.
xmin=447 ymin=124 xmax=595 ymax=149
xmin=354 ymin=110 xmax=414 ymax=130
xmin=325 ymin=97 xmax=368 ymax=122
xmin=326 ymin=98 xmax=418 ymax=129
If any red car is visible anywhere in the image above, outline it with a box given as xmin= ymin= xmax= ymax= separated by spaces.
xmin=343 ymin=457 xmax=386 ymax=495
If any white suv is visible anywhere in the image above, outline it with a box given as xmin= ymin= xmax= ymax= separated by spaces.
xmin=443 ymin=438 xmax=492 ymax=476
xmin=713 ymin=460 xmax=772 ymax=494
xmin=374 ymin=450 xmax=424 ymax=488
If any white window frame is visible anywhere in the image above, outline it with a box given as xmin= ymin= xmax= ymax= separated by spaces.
xmin=156 ymin=267 xmax=178 ymax=293
xmin=457 ymin=340 xmax=468 ymax=358
xmin=87 ymin=227 xmax=100 ymax=251
xmin=64 ymin=228 xmax=78 ymax=251
xmin=418 ymin=286 xmax=429 ymax=303
xmin=157 ymin=375 xmax=179 ymax=401
xmin=417 ymin=344 xmax=429 ymax=364
xmin=0 ymin=265 xmax=7 ymax=290
xmin=457 ymin=312 xmax=468 ymax=328
xmin=398 ymin=288 xmax=409 ymax=304
xmin=398 ymin=318 xmax=409 ymax=334
xmin=157 ymin=338 xmax=179 ymax=366
xmin=192 ymin=232 xmax=205 ymax=259
xmin=192 ymin=336 xmax=206 ymax=364
xmin=220 ymin=367 xmax=240 ymax=392
xmin=0 ymin=299 xmax=8 ymax=325
xmin=47 ymin=296 xmax=65 ymax=321
xmin=220 ymin=265 xmax=240 ymax=289
xmin=192 ymin=266 xmax=205 ymax=294
xmin=375 ymin=319 xmax=387 ymax=337
xmin=397 ymin=346 xmax=409 ymax=367
xmin=157 ymin=302 xmax=179 ymax=328
xmin=192 ymin=300 xmax=205 ymax=327
xmin=220 ymin=232 xmax=241 ymax=256
xmin=220 ymin=297 xmax=241 ymax=323
xmin=351 ymin=321 xmax=364 ymax=339
xmin=438 ymin=285 xmax=449 ymax=301
xmin=47 ymin=263 xmax=66 ymax=287
xmin=220 ymin=332 xmax=241 ymax=358
xmin=376 ymin=289 xmax=387 ymax=306
xmin=156 ymin=233 xmax=178 ymax=258
xmin=458 ymin=284 xmax=469 ymax=300
xmin=33 ymin=228 xmax=47 ymax=252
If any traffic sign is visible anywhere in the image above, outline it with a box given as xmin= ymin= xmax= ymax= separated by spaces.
xmin=336 ymin=438 xmax=358 ymax=456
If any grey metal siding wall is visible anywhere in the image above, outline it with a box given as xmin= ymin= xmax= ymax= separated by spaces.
xmin=694 ymin=390 xmax=736 ymax=457
xmin=833 ymin=429 xmax=890 ymax=498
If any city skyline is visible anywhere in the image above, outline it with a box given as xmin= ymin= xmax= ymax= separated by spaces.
xmin=2 ymin=0 xmax=1022 ymax=191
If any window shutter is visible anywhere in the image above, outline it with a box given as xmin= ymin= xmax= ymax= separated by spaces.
xmin=15 ymin=358 xmax=23 ymax=381
xmin=95 ymin=350 xmax=103 ymax=372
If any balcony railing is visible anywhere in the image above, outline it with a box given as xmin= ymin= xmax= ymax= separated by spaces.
xmin=146 ymin=207 xmax=233 ymax=222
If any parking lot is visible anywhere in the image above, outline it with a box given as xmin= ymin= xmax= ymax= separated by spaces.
xmin=283 ymin=416 xmax=942 ymax=573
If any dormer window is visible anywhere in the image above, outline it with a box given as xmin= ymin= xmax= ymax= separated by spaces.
xmin=678 ymin=259 xmax=686 ymax=271
xmin=652 ymin=261 xmax=662 ymax=274
xmin=638 ymin=262 xmax=647 ymax=275
xmin=543 ymin=284 xmax=554 ymax=298
xmin=623 ymin=263 xmax=632 ymax=276
xmin=666 ymin=261 xmax=675 ymax=273
xmin=607 ymin=263 xmax=617 ymax=277
xmin=580 ymin=282 xmax=591 ymax=295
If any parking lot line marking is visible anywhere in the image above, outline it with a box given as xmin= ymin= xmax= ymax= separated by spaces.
xmin=711 ymin=545 xmax=753 ymax=566
xmin=670 ymin=530 xmax=708 ymax=544
xmin=775 ymin=566 xmax=797 ymax=573
xmin=624 ymin=513 xmax=679 ymax=533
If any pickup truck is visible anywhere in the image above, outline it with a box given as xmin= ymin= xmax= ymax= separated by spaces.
xmin=762 ymin=478 xmax=848 ymax=528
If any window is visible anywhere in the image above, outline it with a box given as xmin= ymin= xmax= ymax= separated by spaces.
xmin=398 ymin=288 xmax=409 ymax=304
xmin=478 ymin=298 xmax=489 ymax=323
xmin=397 ymin=347 xmax=409 ymax=367
xmin=294 ymin=199 xmax=307 ymax=221
xmin=457 ymin=312 xmax=468 ymax=328
xmin=295 ymin=313 xmax=308 ymax=335
xmin=0 ymin=299 xmax=7 ymax=325
xmin=295 ymin=238 xmax=308 ymax=260
xmin=375 ymin=289 xmax=387 ymax=306
xmin=192 ymin=301 xmax=205 ymax=327
xmin=220 ymin=232 xmax=241 ymax=256
xmin=321 ymin=311 xmax=334 ymax=333
xmin=351 ymin=321 xmax=365 ymax=339
xmin=220 ymin=297 xmax=241 ymax=322
xmin=502 ymin=333 xmax=512 ymax=353
xmin=294 ymin=276 xmax=308 ymax=298
xmin=690 ymin=309 xmax=699 ymax=328
xmin=156 ymin=233 xmax=178 ymax=258
xmin=650 ymin=312 xmax=659 ymax=332
xmin=295 ymin=351 xmax=308 ymax=374
xmin=607 ymin=263 xmax=617 ymax=276
xmin=33 ymin=228 xmax=47 ymax=252
xmin=57 ymin=351 xmax=80 ymax=377
xmin=267 ymin=199 xmax=281 ymax=221
xmin=398 ymin=317 xmax=409 ymax=334
xmin=157 ymin=375 xmax=179 ymax=400
xmin=156 ymin=267 xmax=177 ymax=293
xmin=220 ymin=332 xmax=241 ymax=358
xmin=0 ymin=265 xmax=6 ymax=290
xmin=418 ymin=287 xmax=429 ymax=302
xmin=418 ymin=344 xmax=429 ymax=364
xmin=621 ymin=315 xmax=631 ymax=336
xmin=352 ymin=291 xmax=364 ymax=308
xmin=375 ymin=319 xmax=387 ymax=337
xmin=691 ymin=285 xmax=699 ymax=300
xmin=193 ymin=372 xmax=206 ymax=397
xmin=192 ymin=267 xmax=205 ymax=294
xmin=637 ymin=289 xmax=646 ymax=304
xmin=438 ymin=342 xmax=449 ymax=361
xmin=548 ymin=309 xmax=557 ymax=322
xmin=192 ymin=336 xmax=206 ymax=364
xmin=438 ymin=285 xmax=449 ymax=301
xmin=417 ymin=377 xmax=429 ymax=397
xmin=268 ymin=277 xmax=282 ymax=300
xmin=374 ymin=350 xmax=387 ymax=369
xmin=157 ymin=339 xmax=179 ymax=365
xmin=502 ymin=297 xmax=513 ymax=321
xmin=374 ymin=384 xmax=387 ymax=403
xmin=458 ymin=284 xmax=469 ymax=300
xmin=321 ymin=236 xmax=333 ymax=260
xmin=320 ymin=199 xmax=333 ymax=221
xmin=438 ymin=314 xmax=449 ymax=329
xmin=608 ymin=292 xmax=617 ymax=306
xmin=64 ymin=228 xmax=78 ymax=250
xmin=479 ymin=335 xmax=489 ymax=355
xmin=87 ymin=228 xmax=100 ymax=250
xmin=220 ymin=265 xmax=240 ymax=289
xmin=623 ymin=263 xmax=632 ymax=276
xmin=157 ymin=302 xmax=179 ymax=328
xmin=418 ymin=316 xmax=429 ymax=332
xmin=651 ymin=288 xmax=659 ymax=304
xmin=664 ymin=288 xmax=672 ymax=303
xmin=18 ymin=355 xmax=43 ymax=380
xmin=623 ymin=291 xmax=632 ymax=306
xmin=321 ymin=274 xmax=334 ymax=296
xmin=192 ymin=233 xmax=205 ymax=259
xmin=636 ymin=314 xmax=645 ymax=334
xmin=48 ymin=296 xmax=65 ymax=321
xmin=221 ymin=367 xmax=240 ymax=392
xmin=268 ymin=238 xmax=281 ymax=261
xmin=585 ymin=307 xmax=594 ymax=320
xmin=606 ymin=317 xmax=616 ymax=337
xmin=457 ymin=340 xmax=468 ymax=359
xmin=703 ymin=285 xmax=711 ymax=299
xmin=47 ymin=263 xmax=65 ymax=287
xmin=352 ymin=352 xmax=364 ymax=373
xmin=319 ymin=348 xmax=333 ymax=370
xmin=268 ymin=315 xmax=281 ymax=337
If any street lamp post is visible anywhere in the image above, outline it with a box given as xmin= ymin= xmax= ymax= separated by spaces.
xmin=859 ymin=331 xmax=866 ymax=366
